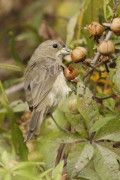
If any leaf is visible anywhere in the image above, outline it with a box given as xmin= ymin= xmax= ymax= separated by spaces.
xmin=1 ymin=151 xmax=9 ymax=167
xmin=113 ymin=57 xmax=120 ymax=92
xmin=38 ymin=168 xmax=52 ymax=179
xmin=9 ymin=34 xmax=24 ymax=71
xmin=0 ymin=100 xmax=29 ymax=113
xmin=11 ymin=123 xmax=28 ymax=160
xmin=94 ymin=117 xmax=120 ymax=141
xmin=66 ymin=13 xmax=79 ymax=44
xmin=103 ymin=98 xmax=116 ymax=112
xmin=65 ymin=113 xmax=88 ymax=138
xmin=52 ymin=160 xmax=64 ymax=180
xmin=12 ymin=161 xmax=44 ymax=171
xmin=103 ymin=0 xmax=113 ymax=21
xmin=0 ymin=63 xmax=22 ymax=72
xmin=37 ymin=134 xmax=60 ymax=169
xmin=67 ymin=142 xmax=94 ymax=178
xmin=100 ymin=132 xmax=120 ymax=142
xmin=0 ymin=98 xmax=28 ymax=160
xmin=77 ymin=167 xmax=100 ymax=180
xmin=90 ymin=115 xmax=117 ymax=133
xmin=13 ymin=170 xmax=37 ymax=180
xmin=77 ymin=82 xmax=99 ymax=129
xmin=46 ymin=132 xmax=82 ymax=144
xmin=93 ymin=144 xmax=119 ymax=180
xmin=0 ymin=81 xmax=9 ymax=104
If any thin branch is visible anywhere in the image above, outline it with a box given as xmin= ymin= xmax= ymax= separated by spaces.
xmin=84 ymin=31 xmax=113 ymax=83
xmin=5 ymin=82 xmax=24 ymax=97
xmin=112 ymin=0 xmax=120 ymax=21
xmin=93 ymin=94 xmax=116 ymax=101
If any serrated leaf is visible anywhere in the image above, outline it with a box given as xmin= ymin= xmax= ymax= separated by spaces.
xmin=94 ymin=117 xmax=120 ymax=141
xmin=77 ymin=82 xmax=99 ymax=129
xmin=67 ymin=142 xmax=94 ymax=178
xmin=93 ymin=144 xmax=119 ymax=180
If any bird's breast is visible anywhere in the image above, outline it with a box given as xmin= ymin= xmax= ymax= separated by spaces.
xmin=47 ymin=71 xmax=71 ymax=108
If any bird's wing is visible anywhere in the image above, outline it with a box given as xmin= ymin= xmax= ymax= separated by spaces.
xmin=24 ymin=58 xmax=61 ymax=109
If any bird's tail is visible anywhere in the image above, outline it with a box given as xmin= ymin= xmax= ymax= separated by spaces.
xmin=25 ymin=109 xmax=45 ymax=142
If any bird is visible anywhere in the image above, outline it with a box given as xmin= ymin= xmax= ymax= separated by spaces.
xmin=24 ymin=40 xmax=71 ymax=141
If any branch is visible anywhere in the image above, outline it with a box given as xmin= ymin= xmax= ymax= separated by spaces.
xmin=84 ymin=31 xmax=113 ymax=83
xmin=5 ymin=82 xmax=24 ymax=97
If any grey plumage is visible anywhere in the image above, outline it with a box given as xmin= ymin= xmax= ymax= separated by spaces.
xmin=24 ymin=40 xmax=71 ymax=141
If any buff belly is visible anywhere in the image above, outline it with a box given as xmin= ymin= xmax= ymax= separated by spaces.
xmin=46 ymin=71 xmax=71 ymax=112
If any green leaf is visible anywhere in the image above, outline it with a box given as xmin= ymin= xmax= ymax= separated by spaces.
xmin=1 ymin=151 xmax=9 ymax=168
xmin=0 ymin=63 xmax=22 ymax=72
xmin=67 ymin=142 xmax=94 ymax=178
xmin=12 ymin=161 xmax=44 ymax=171
xmin=77 ymin=167 xmax=100 ymax=180
xmin=48 ymin=132 xmax=82 ymax=144
xmin=11 ymin=123 xmax=28 ymax=160
xmin=113 ymin=57 xmax=120 ymax=92
xmin=103 ymin=98 xmax=116 ymax=112
xmin=77 ymin=82 xmax=99 ymax=129
xmin=94 ymin=117 xmax=120 ymax=141
xmin=13 ymin=170 xmax=37 ymax=180
xmin=38 ymin=168 xmax=52 ymax=178
xmin=103 ymin=0 xmax=113 ymax=21
xmin=0 ymin=81 xmax=9 ymax=104
xmin=0 ymin=100 xmax=28 ymax=160
xmin=66 ymin=13 xmax=79 ymax=44
xmin=52 ymin=160 xmax=64 ymax=180
xmin=65 ymin=113 xmax=88 ymax=138
xmin=99 ymin=132 xmax=120 ymax=142
xmin=90 ymin=115 xmax=117 ymax=133
xmin=9 ymin=34 xmax=24 ymax=71
xmin=93 ymin=144 xmax=119 ymax=180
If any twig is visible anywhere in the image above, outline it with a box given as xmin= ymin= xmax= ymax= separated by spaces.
xmin=112 ymin=0 xmax=120 ymax=21
xmin=5 ymin=82 xmax=24 ymax=97
xmin=84 ymin=31 xmax=113 ymax=83
xmin=93 ymin=94 xmax=116 ymax=101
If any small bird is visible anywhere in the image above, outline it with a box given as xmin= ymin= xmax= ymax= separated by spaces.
xmin=24 ymin=40 xmax=71 ymax=141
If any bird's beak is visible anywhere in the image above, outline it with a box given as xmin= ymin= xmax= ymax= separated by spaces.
xmin=57 ymin=46 xmax=71 ymax=56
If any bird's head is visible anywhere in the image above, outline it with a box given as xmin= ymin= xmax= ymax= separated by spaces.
xmin=34 ymin=40 xmax=71 ymax=60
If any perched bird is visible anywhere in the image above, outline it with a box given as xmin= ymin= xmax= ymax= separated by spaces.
xmin=24 ymin=40 xmax=71 ymax=141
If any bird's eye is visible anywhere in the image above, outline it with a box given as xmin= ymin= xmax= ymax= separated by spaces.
xmin=53 ymin=44 xmax=58 ymax=48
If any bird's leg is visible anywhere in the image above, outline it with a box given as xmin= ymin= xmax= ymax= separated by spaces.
xmin=49 ymin=113 xmax=70 ymax=133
